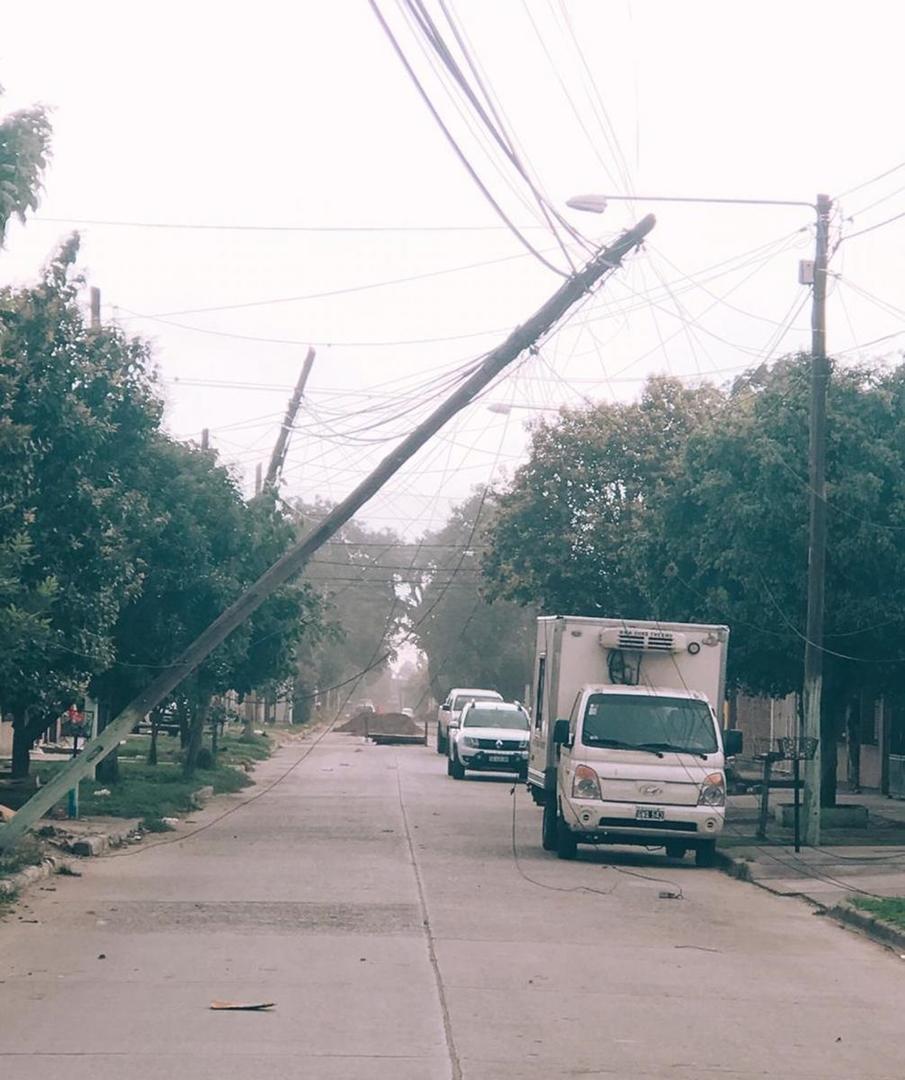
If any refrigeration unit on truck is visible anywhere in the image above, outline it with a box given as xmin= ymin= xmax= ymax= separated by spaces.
xmin=527 ymin=615 xmax=741 ymax=866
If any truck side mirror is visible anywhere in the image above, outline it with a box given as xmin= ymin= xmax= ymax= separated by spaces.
xmin=440 ymin=703 xmax=451 ymax=712
xmin=448 ymin=719 xmax=459 ymax=731
xmin=723 ymin=729 xmax=743 ymax=757
xmin=553 ymin=719 xmax=571 ymax=746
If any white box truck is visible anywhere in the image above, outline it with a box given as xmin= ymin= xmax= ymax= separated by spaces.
xmin=527 ymin=615 xmax=740 ymax=866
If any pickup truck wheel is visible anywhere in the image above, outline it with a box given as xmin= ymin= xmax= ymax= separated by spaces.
xmin=446 ymin=755 xmax=453 ymax=776
xmin=556 ymin=813 xmax=578 ymax=860
xmin=695 ymin=840 xmax=717 ymax=867
xmin=450 ymin=754 xmax=466 ymax=780
xmin=541 ymin=799 xmax=557 ymax=851
xmin=436 ymin=728 xmax=447 ymax=755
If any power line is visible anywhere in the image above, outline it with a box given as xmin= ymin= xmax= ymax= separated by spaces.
xmin=833 ymin=158 xmax=905 ymax=200
xmin=839 ymin=208 xmax=905 ymax=244
xmin=148 ymin=247 xmax=537 ymax=318
xmin=368 ymin=0 xmax=567 ymax=277
xmin=34 ymin=215 xmax=550 ymax=234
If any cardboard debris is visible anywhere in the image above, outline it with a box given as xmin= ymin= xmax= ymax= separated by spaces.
xmin=210 ymin=1000 xmax=276 ymax=1011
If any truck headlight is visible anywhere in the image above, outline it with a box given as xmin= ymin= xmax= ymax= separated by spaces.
xmin=698 ymin=772 xmax=725 ymax=807
xmin=571 ymin=764 xmax=602 ymax=800
xmin=462 ymin=736 xmax=480 ymax=748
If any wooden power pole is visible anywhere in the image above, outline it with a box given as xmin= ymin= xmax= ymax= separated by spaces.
xmin=265 ymin=347 xmax=316 ymax=489
xmin=0 ymin=215 xmax=655 ymax=850
xmin=802 ymin=192 xmax=833 ymax=846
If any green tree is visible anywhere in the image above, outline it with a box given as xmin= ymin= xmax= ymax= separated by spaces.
xmin=90 ymin=445 xmax=322 ymax=776
xmin=0 ymin=86 xmax=51 ymax=243
xmin=291 ymin=501 xmax=410 ymax=722
xmin=483 ymin=378 xmax=722 ymax=617
xmin=0 ymin=238 xmax=163 ymax=775
xmin=412 ymin=489 xmax=535 ymax=705
xmin=485 ymin=359 xmax=905 ymax=806
xmin=657 ymin=357 xmax=905 ymax=803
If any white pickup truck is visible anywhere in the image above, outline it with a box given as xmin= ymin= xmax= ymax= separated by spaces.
xmin=527 ymin=615 xmax=741 ymax=866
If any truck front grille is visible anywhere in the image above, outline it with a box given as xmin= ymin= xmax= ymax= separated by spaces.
xmin=597 ymin=817 xmax=698 ymax=832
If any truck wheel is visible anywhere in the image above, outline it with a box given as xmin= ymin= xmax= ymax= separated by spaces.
xmin=446 ymin=755 xmax=453 ymax=776
xmin=541 ymin=799 xmax=557 ymax=851
xmin=450 ymin=754 xmax=466 ymax=780
xmin=695 ymin=841 xmax=717 ymax=867
xmin=556 ymin=813 xmax=578 ymax=860
xmin=436 ymin=727 xmax=447 ymax=755
xmin=665 ymin=842 xmax=687 ymax=860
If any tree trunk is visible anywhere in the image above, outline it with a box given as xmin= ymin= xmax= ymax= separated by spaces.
xmin=243 ymin=693 xmax=255 ymax=738
xmin=11 ymin=709 xmax=32 ymax=779
xmin=184 ymin=693 xmax=211 ymax=777
xmin=94 ymin=699 xmax=119 ymax=784
xmin=820 ymin=692 xmax=843 ymax=807
xmin=210 ymin=712 xmax=219 ymax=758
xmin=147 ymin=710 xmax=159 ymax=766
xmin=847 ymin=697 xmax=862 ymax=793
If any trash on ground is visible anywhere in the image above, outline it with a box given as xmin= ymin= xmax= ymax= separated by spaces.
xmin=210 ymin=1000 xmax=276 ymax=1011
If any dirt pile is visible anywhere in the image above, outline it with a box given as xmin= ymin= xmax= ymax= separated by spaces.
xmin=337 ymin=711 xmax=422 ymax=737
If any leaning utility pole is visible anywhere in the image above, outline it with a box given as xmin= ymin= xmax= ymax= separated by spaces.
xmin=801 ymin=193 xmax=833 ymax=846
xmin=0 ymin=215 xmax=655 ymax=850
xmin=265 ymin=347 xmax=316 ymax=489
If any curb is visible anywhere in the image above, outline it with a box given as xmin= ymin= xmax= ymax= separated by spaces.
xmin=715 ymin=848 xmax=752 ymax=881
xmin=56 ymin=822 xmax=142 ymax=857
xmin=0 ymin=856 xmax=58 ymax=897
xmin=829 ymin=903 xmax=905 ymax=954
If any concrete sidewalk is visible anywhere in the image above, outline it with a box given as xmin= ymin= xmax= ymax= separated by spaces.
xmin=719 ymin=788 xmax=905 ymax=942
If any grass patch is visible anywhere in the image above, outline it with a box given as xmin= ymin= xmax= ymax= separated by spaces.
xmin=0 ymin=835 xmax=46 ymax=880
xmin=141 ymin=816 xmax=175 ymax=833
xmin=33 ymin=759 xmax=257 ymax=820
xmin=851 ymin=896 xmax=905 ymax=930
xmin=0 ymin=886 xmax=20 ymax=917
xmin=27 ymin=726 xmax=273 ymax=822
xmin=220 ymin=732 xmax=272 ymax=764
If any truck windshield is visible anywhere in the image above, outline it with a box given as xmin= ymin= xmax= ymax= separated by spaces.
xmin=462 ymin=707 xmax=529 ymax=729
xmin=580 ymin=694 xmax=718 ymax=755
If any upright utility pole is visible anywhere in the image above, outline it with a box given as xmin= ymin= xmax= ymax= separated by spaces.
xmin=0 ymin=215 xmax=655 ymax=850
xmin=90 ymin=286 xmax=101 ymax=330
xmin=802 ymin=192 xmax=833 ymax=847
xmin=265 ymin=348 xmax=316 ymax=489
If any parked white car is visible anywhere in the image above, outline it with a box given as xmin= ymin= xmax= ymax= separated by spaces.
xmin=447 ymin=700 xmax=530 ymax=780
xmin=436 ymin=687 xmax=502 ymax=754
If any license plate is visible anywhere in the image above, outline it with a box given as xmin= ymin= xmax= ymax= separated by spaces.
xmin=488 ymin=754 xmax=509 ymax=763
xmin=636 ymin=807 xmax=665 ymax=821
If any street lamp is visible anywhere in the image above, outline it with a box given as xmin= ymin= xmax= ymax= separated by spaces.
xmin=568 ymin=189 xmax=831 ymax=848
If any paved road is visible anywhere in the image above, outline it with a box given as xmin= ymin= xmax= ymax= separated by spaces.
xmin=2 ymin=730 xmax=905 ymax=1079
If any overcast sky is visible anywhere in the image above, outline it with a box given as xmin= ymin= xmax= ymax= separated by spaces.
xmin=2 ymin=1 xmax=903 ymax=540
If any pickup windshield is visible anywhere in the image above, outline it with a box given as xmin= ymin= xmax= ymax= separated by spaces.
xmin=452 ymin=693 xmax=500 ymax=711
xmin=580 ymin=694 xmax=718 ymax=755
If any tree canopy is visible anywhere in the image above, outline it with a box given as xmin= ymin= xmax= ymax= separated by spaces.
xmin=0 ymin=86 xmax=51 ymax=243
xmin=411 ymin=489 xmax=535 ymax=704
xmin=483 ymin=360 xmax=905 ymax=804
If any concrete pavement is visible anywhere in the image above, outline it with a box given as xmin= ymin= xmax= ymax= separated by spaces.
xmin=2 ymin=729 xmax=905 ymax=1078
